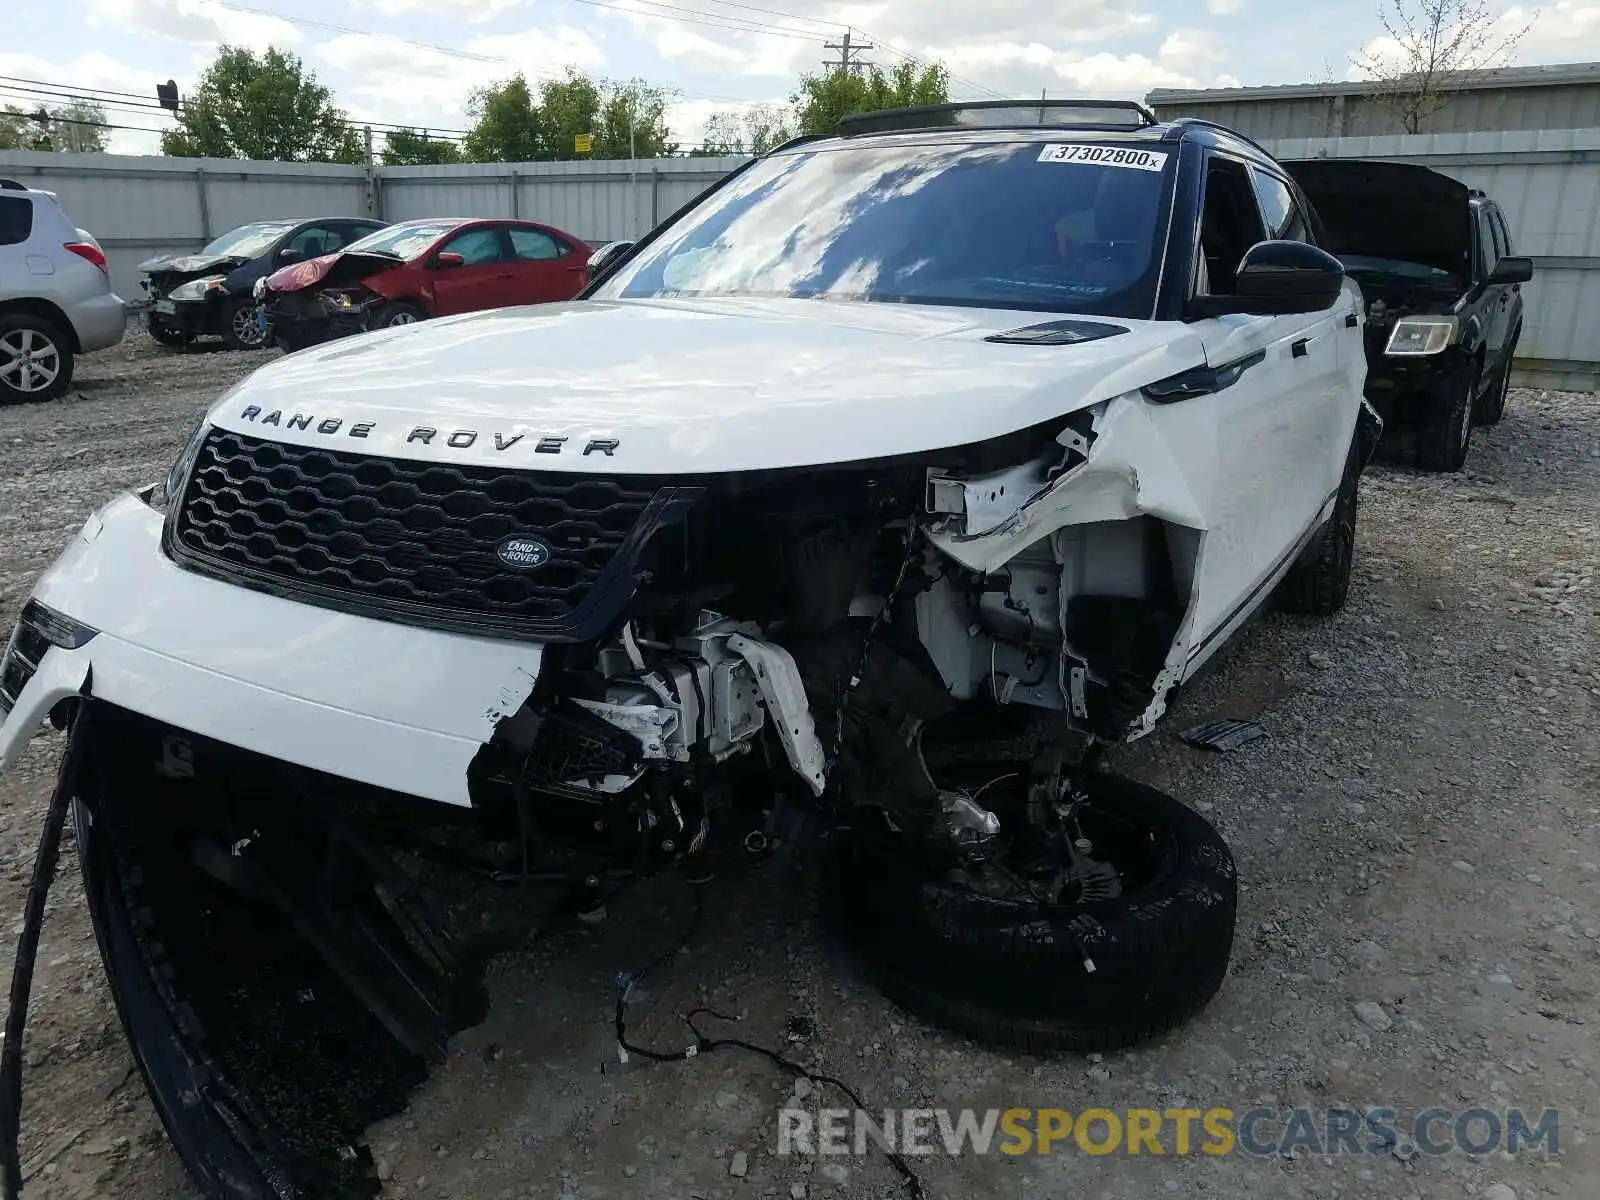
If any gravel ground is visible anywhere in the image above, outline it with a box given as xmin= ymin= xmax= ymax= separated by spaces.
xmin=0 ymin=327 xmax=1596 ymax=1200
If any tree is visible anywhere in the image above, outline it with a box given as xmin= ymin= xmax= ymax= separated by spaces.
xmin=462 ymin=73 xmax=543 ymax=162
xmin=461 ymin=69 xmax=677 ymax=162
xmin=691 ymin=103 xmax=794 ymax=156
xmin=51 ymin=100 xmax=111 ymax=153
xmin=1354 ymin=0 xmax=1533 ymax=133
xmin=161 ymin=46 xmax=364 ymax=162
xmin=592 ymin=78 xmax=677 ymax=159
xmin=0 ymin=101 xmax=109 ymax=152
xmin=793 ymin=59 xmax=949 ymax=137
xmin=382 ymin=128 xmax=461 ymax=166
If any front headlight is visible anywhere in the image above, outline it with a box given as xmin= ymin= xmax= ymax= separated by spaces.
xmin=1 ymin=601 xmax=98 ymax=717
xmin=1385 ymin=316 xmax=1457 ymax=356
xmin=148 ymin=417 xmax=211 ymax=512
xmin=168 ymin=274 xmax=228 ymax=302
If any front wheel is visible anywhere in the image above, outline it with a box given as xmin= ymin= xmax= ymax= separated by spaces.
xmin=374 ymin=301 xmax=426 ymax=329
xmin=0 ymin=314 xmax=74 ymax=403
xmin=829 ymin=769 xmax=1238 ymax=1053
xmin=1417 ymin=360 xmax=1478 ymax=472
xmin=222 ymin=297 xmax=270 ymax=351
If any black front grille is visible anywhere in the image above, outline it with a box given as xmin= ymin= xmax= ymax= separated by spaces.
xmin=168 ymin=429 xmax=694 ymax=641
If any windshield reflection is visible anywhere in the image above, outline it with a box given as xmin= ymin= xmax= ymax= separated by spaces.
xmin=595 ymin=140 xmax=1173 ymax=319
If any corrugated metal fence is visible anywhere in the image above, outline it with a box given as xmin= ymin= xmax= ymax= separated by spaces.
xmin=3 ymin=133 xmax=1597 ymax=388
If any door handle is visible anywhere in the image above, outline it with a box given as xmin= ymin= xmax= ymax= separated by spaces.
xmin=1343 ymin=312 xmax=1359 ymax=328
xmin=496 ymin=272 xmax=514 ymax=279
xmin=1291 ymin=337 xmax=1311 ymax=359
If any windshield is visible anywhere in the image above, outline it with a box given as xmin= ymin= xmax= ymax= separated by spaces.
xmin=593 ymin=139 xmax=1175 ymax=318
xmin=202 ymin=222 xmax=295 ymax=259
xmin=345 ymin=222 xmax=460 ymax=259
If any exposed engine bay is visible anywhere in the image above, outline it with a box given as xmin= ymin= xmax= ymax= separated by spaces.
xmin=449 ymin=402 xmax=1194 ymax=863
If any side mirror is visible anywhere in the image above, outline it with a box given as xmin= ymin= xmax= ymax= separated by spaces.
xmin=1489 ymin=256 xmax=1533 ymax=284
xmin=433 ymin=251 xmax=465 ymax=269
xmin=276 ymin=247 xmax=302 ymax=264
xmin=1188 ymin=240 xmax=1346 ymax=319
xmin=587 ymin=240 xmax=635 ymax=279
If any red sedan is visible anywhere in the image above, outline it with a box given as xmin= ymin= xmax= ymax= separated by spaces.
xmin=259 ymin=217 xmax=592 ymax=349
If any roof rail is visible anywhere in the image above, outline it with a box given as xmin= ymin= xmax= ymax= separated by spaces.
xmin=0 ymin=179 xmax=28 ymax=191
xmin=1160 ymin=117 xmax=1277 ymax=160
xmin=837 ymin=98 xmax=1157 ymax=137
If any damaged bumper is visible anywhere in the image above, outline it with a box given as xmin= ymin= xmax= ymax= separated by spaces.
xmin=0 ymin=494 xmax=546 ymax=806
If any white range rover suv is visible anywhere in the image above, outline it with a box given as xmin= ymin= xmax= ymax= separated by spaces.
xmin=0 ymin=101 xmax=1379 ymax=1196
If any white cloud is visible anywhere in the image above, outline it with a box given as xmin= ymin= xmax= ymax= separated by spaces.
xmin=1207 ymin=0 xmax=1244 ymax=14
xmin=87 ymin=0 xmax=302 ymax=50
xmin=366 ymin=0 xmax=523 ymax=21
xmin=313 ymin=27 xmax=602 ymax=134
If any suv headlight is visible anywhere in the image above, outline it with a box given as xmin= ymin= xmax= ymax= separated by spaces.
xmin=1 ymin=601 xmax=98 ymax=718
xmin=1384 ymin=316 xmax=1457 ymax=356
xmin=168 ymin=275 xmax=228 ymax=302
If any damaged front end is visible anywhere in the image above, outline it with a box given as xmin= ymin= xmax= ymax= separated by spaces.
xmin=0 ymin=389 xmax=1233 ymax=1196
xmin=261 ymin=253 xmax=406 ymax=349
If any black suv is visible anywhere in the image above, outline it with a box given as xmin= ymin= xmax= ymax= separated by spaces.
xmin=1285 ymin=159 xmax=1531 ymax=472
xmin=140 ymin=217 xmax=388 ymax=351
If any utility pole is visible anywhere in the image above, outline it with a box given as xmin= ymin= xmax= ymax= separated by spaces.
xmin=823 ymin=29 xmax=873 ymax=75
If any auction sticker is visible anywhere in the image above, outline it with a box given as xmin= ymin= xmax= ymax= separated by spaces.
xmin=1037 ymin=144 xmax=1168 ymax=171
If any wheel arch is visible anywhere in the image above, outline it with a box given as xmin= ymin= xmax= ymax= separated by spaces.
xmin=0 ymin=297 xmax=80 ymax=353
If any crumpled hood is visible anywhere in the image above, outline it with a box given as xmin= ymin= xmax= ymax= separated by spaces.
xmin=265 ymin=252 xmax=341 ymax=293
xmin=138 ymin=252 xmax=247 ymax=276
xmin=209 ymin=297 xmax=1205 ymax=474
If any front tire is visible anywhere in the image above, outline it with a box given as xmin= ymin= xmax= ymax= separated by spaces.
xmin=1417 ymin=360 xmax=1478 ymax=472
xmin=375 ymin=301 xmax=426 ymax=329
xmin=1278 ymin=436 xmax=1359 ymax=616
xmin=0 ymin=314 xmax=74 ymax=403
xmin=222 ymin=297 xmax=270 ymax=351
xmin=830 ymin=771 xmax=1238 ymax=1054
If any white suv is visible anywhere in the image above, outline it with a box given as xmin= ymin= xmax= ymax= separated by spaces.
xmin=0 ymin=179 xmax=126 ymax=402
xmin=1 ymin=102 xmax=1382 ymax=1195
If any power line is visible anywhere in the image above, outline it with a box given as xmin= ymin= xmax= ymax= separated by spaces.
xmin=0 ymin=77 xmax=470 ymax=141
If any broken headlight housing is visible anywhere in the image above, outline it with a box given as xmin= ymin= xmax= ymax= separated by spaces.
xmin=1385 ymin=315 xmax=1457 ymax=356
xmin=146 ymin=417 xmax=211 ymax=513
xmin=0 ymin=601 xmax=98 ymax=717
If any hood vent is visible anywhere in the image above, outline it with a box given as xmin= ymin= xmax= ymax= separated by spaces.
xmin=984 ymin=319 xmax=1129 ymax=346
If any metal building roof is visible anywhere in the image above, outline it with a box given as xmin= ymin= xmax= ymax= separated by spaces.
xmin=1146 ymin=60 xmax=1600 ymax=107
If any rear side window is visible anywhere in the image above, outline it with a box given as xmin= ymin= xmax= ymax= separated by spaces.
xmin=0 ymin=196 xmax=34 ymax=246
xmin=508 ymin=227 xmax=563 ymax=261
xmin=1249 ymin=168 xmax=1309 ymax=242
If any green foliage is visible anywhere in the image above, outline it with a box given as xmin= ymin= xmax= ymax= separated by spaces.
xmin=0 ymin=100 xmax=109 ymax=152
xmin=381 ymin=128 xmax=462 ymax=166
xmin=690 ymin=103 xmax=794 ymax=156
xmin=461 ymin=69 xmax=677 ymax=162
xmin=793 ymin=59 xmax=950 ymax=136
xmin=160 ymin=46 xmax=364 ymax=163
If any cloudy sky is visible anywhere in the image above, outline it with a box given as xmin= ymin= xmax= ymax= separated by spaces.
xmin=2 ymin=0 xmax=1591 ymax=155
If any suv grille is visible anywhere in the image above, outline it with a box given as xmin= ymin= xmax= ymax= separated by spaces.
xmin=168 ymin=429 xmax=695 ymax=641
